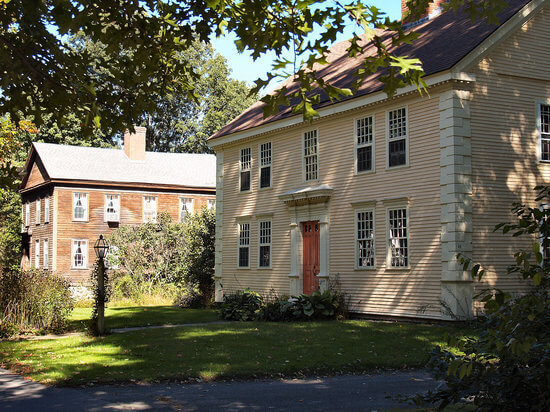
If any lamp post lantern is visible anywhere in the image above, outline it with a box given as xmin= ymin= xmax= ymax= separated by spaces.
xmin=93 ymin=234 xmax=109 ymax=335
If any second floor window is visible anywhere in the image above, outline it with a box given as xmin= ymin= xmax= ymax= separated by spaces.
xmin=356 ymin=116 xmax=374 ymax=173
xmin=143 ymin=196 xmax=157 ymax=222
xmin=238 ymin=222 xmax=250 ymax=268
xmin=180 ymin=197 xmax=194 ymax=221
xmin=73 ymin=193 xmax=88 ymax=221
xmin=260 ymin=142 xmax=272 ymax=188
xmin=304 ymin=130 xmax=318 ymax=181
xmin=105 ymin=194 xmax=120 ymax=222
xmin=44 ymin=196 xmax=49 ymax=223
xmin=240 ymin=148 xmax=251 ymax=192
xmin=540 ymin=104 xmax=550 ymax=161
xmin=388 ymin=108 xmax=408 ymax=168
xmin=36 ymin=199 xmax=41 ymax=224
xmin=25 ymin=203 xmax=30 ymax=226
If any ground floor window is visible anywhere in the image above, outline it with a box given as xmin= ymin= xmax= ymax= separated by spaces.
xmin=356 ymin=210 xmax=375 ymax=268
xmin=34 ymin=239 xmax=40 ymax=268
xmin=72 ymin=239 xmax=88 ymax=269
xmin=238 ymin=223 xmax=250 ymax=268
xmin=43 ymin=239 xmax=48 ymax=269
xmin=259 ymin=220 xmax=271 ymax=268
xmin=388 ymin=207 xmax=409 ymax=268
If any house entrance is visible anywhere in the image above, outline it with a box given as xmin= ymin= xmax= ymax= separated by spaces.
xmin=302 ymin=221 xmax=320 ymax=294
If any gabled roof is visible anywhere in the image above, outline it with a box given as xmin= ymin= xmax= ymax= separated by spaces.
xmin=210 ymin=0 xmax=532 ymax=141
xmin=20 ymin=142 xmax=216 ymax=191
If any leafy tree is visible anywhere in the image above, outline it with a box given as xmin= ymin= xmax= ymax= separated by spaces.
xmin=1 ymin=0 xmax=507 ymax=134
xmin=412 ymin=186 xmax=550 ymax=411
xmin=140 ymin=41 xmax=256 ymax=153
xmin=181 ymin=207 xmax=216 ymax=301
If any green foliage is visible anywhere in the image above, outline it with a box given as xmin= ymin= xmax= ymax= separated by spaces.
xmin=287 ymin=290 xmax=342 ymax=320
xmin=174 ymin=284 xmax=203 ymax=309
xmin=181 ymin=208 xmax=216 ymax=303
xmin=108 ymin=213 xmax=187 ymax=288
xmin=107 ymin=272 xmax=180 ymax=307
xmin=219 ymin=290 xmax=264 ymax=321
xmin=0 ymin=269 xmax=74 ymax=337
xmin=414 ymin=186 xmax=550 ymax=411
xmin=1 ymin=1 xmax=505 ymax=130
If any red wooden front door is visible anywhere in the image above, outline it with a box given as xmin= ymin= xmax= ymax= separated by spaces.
xmin=302 ymin=221 xmax=320 ymax=295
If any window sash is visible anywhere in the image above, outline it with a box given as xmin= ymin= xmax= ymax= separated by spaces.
xmin=72 ymin=240 xmax=87 ymax=268
xmin=143 ymin=196 xmax=157 ymax=222
xmin=240 ymin=148 xmax=251 ymax=192
xmin=207 ymin=199 xmax=216 ymax=210
xmin=260 ymin=143 xmax=272 ymax=188
xmin=388 ymin=108 xmax=407 ymax=168
xmin=180 ymin=198 xmax=194 ymax=221
xmin=36 ymin=199 xmax=40 ymax=224
xmin=540 ymin=104 xmax=550 ymax=161
xmin=238 ymin=223 xmax=250 ymax=268
xmin=34 ymin=239 xmax=40 ymax=268
xmin=259 ymin=220 xmax=271 ymax=268
xmin=25 ymin=203 xmax=30 ymax=226
xmin=44 ymin=196 xmax=49 ymax=223
xmin=356 ymin=116 xmax=374 ymax=173
xmin=304 ymin=130 xmax=318 ymax=181
xmin=356 ymin=210 xmax=375 ymax=268
xmin=73 ymin=193 xmax=87 ymax=221
xmin=388 ymin=208 xmax=409 ymax=268
xmin=43 ymin=239 xmax=48 ymax=268
xmin=105 ymin=194 xmax=120 ymax=221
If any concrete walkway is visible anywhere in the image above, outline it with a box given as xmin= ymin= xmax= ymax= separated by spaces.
xmin=0 ymin=368 xmax=437 ymax=411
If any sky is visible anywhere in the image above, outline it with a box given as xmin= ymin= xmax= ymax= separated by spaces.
xmin=210 ymin=0 xmax=403 ymax=92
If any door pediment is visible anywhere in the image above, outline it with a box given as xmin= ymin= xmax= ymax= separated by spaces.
xmin=279 ymin=184 xmax=333 ymax=207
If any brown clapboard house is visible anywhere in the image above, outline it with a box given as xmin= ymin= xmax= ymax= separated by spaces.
xmin=19 ymin=127 xmax=216 ymax=283
xmin=209 ymin=0 xmax=550 ymax=320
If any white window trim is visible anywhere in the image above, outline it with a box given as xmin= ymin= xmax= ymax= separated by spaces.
xmin=385 ymin=204 xmax=411 ymax=270
xmin=258 ymin=219 xmax=272 ymax=269
xmin=71 ymin=239 xmax=88 ymax=269
xmin=44 ymin=196 xmax=50 ymax=223
xmin=355 ymin=207 xmax=376 ymax=270
xmin=34 ymin=238 xmax=40 ymax=269
xmin=35 ymin=199 xmax=41 ymax=225
xmin=258 ymin=141 xmax=272 ymax=190
xmin=239 ymin=147 xmax=252 ymax=193
xmin=104 ymin=194 xmax=120 ymax=222
xmin=237 ymin=222 xmax=251 ymax=269
xmin=179 ymin=197 xmax=194 ymax=221
xmin=143 ymin=196 xmax=158 ymax=223
xmin=303 ymin=129 xmax=319 ymax=182
xmin=354 ymin=115 xmax=376 ymax=175
xmin=537 ymin=99 xmax=550 ymax=163
xmin=25 ymin=203 xmax=30 ymax=227
xmin=73 ymin=192 xmax=88 ymax=221
xmin=385 ymin=106 xmax=409 ymax=170
xmin=43 ymin=239 xmax=49 ymax=269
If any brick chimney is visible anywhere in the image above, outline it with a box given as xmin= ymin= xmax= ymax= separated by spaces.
xmin=123 ymin=126 xmax=146 ymax=161
xmin=402 ymin=0 xmax=446 ymax=23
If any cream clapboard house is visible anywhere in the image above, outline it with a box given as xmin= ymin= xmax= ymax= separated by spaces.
xmin=209 ymin=0 xmax=550 ymax=320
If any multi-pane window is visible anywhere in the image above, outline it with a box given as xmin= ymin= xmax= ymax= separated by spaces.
xmin=72 ymin=239 xmax=87 ymax=268
xmin=259 ymin=220 xmax=272 ymax=268
xmin=43 ymin=239 xmax=49 ymax=269
xmin=207 ymin=199 xmax=216 ymax=210
xmin=36 ymin=199 xmax=41 ymax=224
xmin=238 ymin=223 xmax=250 ymax=268
xmin=356 ymin=210 xmax=375 ymax=268
xmin=356 ymin=116 xmax=374 ymax=173
xmin=304 ymin=130 xmax=318 ymax=181
xmin=540 ymin=104 xmax=550 ymax=161
xmin=540 ymin=204 xmax=550 ymax=267
xmin=105 ymin=194 xmax=120 ymax=222
xmin=44 ymin=196 xmax=50 ymax=223
xmin=388 ymin=208 xmax=409 ymax=267
xmin=25 ymin=203 xmax=30 ymax=226
xmin=34 ymin=239 xmax=40 ymax=268
xmin=388 ymin=108 xmax=407 ymax=167
xmin=143 ymin=196 xmax=157 ymax=222
xmin=260 ymin=142 xmax=272 ymax=188
xmin=240 ymin=148 xmax=251 ymax=192
xmin=180 ymin=198 xmax=194 ymax=221
xmin=73 ymin=192 xmax=88 ymax=221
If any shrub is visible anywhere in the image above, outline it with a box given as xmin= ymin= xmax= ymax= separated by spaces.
xmin=0 ymin=269 xmax=74 ymax=336
xmin=289 ymin=290 xmax=341 ymax=320
xmin=108 ymin=272 xmax=179 ymax=306
xmin=174 ymin=284 xmax=203 ymax=308
xmin=219 ymin=289 xmax=263 ymax=321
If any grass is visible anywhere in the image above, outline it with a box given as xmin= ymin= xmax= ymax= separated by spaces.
xmin=69 ymin=306 xmax=219 ymax=331
xmin=0 ymin=318 xmax=470 ymax=386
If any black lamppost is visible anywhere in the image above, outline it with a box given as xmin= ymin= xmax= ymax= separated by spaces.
xmin=93 ymin=234 xmax=109 ymax=335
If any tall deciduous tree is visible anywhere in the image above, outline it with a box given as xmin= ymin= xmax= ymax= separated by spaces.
xmin=0 ymin=1 xmax=506 ymax=135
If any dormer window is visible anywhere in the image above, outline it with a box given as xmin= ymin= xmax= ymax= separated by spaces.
xmin=143 ymin=196 xmax=157 ymax=222
xmin=180 ymin=197 xmax=194 ymax=221
xmin=105 ymin=194 xmax=120 ymax=222
xmin=73 ymin=193 xmax=88 ymax=221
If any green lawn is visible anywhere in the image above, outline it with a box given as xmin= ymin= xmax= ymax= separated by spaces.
xmin=0 ymin=319 xmax=469 ymax=385
xmin=69 ymin=306 xmax=219 ymax=331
